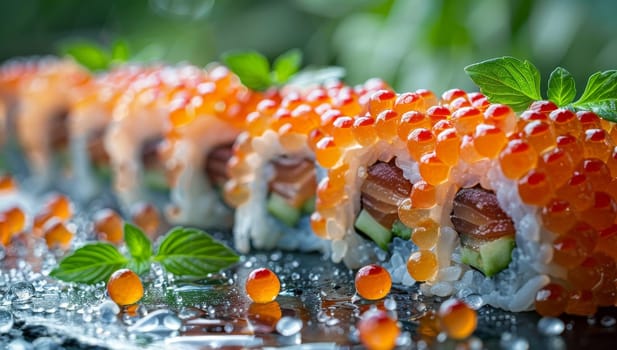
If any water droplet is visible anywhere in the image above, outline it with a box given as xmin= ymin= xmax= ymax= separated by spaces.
xmin=224 ymin=323 xmax=234 ymax=333
xmin=0 ymin=309 xmax=14 ymax=333
xmin=384 ymin=298 xmax=397 ymax=311
xmin=98 ymin=300 xmax=120 ymax=323
xmin=163 ymin=314 xmax=182 ymax=330
xmin=500 ymin=333 xmax=529 ymax=350
xmin=325 ymin=318 xmax=339 ymax=326
xmin=537 ymin=317 xmax=565 ymax=335
xmin=601 ymin=316 xmax=616 ymax=327
xmin=276 ymin=316 xmax=303 ymax=336
xmin=316 ymin=311 xmax=328 ymax=323
xmin=462 ymin=294 xmax=484 ymax=310
xmin=10 ymin=281 xmax=35 ymax=301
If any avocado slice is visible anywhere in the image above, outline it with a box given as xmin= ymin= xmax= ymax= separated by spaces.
xmin=267 ymin=193 xmax=301 ymax=227
xmin=354 ymin=209 xmax=392 ymax=250
xmin=461 ymin=236 xmax=515 ymax=277
xmin=391 ymin=220 xmax=412 ymax=240
xmin=301 ymin=196 xmax=316 ymax=214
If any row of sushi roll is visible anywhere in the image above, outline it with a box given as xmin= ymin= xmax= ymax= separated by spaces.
xmin=2 ymin=56 xmax=617 ymax=317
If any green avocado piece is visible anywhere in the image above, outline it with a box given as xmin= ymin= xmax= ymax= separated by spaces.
xmin=354 ymin=209 xmax=392 ymax=250
xmin=267 ymin=193 xmax=301 ymax=227
xmin=461 ymin=236 xmax=515 ymax=277
xmin=301 ymin=196 xmax=316 ymax=214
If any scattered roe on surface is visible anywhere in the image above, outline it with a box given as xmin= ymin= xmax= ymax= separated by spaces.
xmin=355 ymin=264 xmax=392 ymax=300
xmin=246 ymin=268 xmax=281 ymax=303
xmin=43 ymin=220 xmax=73 ymax=249
xmin=438 ymin=299 xmax=477 ymax=340
xmin=45 ymin=193 xmax=73 ymax=221
xmin=0 ymin=174 xmax=17 ymax=191
xmin=94 ymin=208 xmax=124 ymax=244
xmin=130 ymin=202 xmax=160 ymax=237
xmin=107 ymin=269 xmax=144 ymax=306
xmin=357 ymin=309 xmax=400 ymax=350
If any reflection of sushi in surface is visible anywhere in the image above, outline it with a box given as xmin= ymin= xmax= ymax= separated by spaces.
xmin=315 ymin=88 xmax=617 ymax=314
xmin=225 ymin=78 xmax=390 ymax=253
xmin=163 ymin=65 xmax=261 ymax=227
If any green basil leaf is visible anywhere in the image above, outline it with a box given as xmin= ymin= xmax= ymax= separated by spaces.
xmin=222 ymin=51 xmax=271 ymax=91
xmin=572 ymin=70 xmax=617 ymax=121
xmin=272 ymin=49 xmax=302 ymax=85
xmin=464 ymin=56 xmax=542 ymax=111
xmin=153 ymin=227 xmax=239 ymax=277
xmin=127 ymin=259 xmax=151 ymax=276
xmin=547 ymin=67 xmax=576 ymax=106
xmin=124 ymin=223 xmax=152 ymax=261
xmin=50 ymin=243 xmax=128 ymax=284
xmin=62 ymin=42 xmax=111 ymax=71
xmin=111 ymin=39 xmax=130 ymax=63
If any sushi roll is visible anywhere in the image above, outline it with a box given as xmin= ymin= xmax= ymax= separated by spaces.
xmin=314 ymin=87 xmax=617 ymax=314
xmin=103 ymin=64 xmax=204 ymax=209
xmin=5 ymin=58 xmax=91 ymax=184
xmin=310 ymin=88 xmax=438 ymax=268
xmin=68 ymin=65 xmax=152 ymax=199
xmin=225 ymin=78 xmax=391 ymax=253
xmin=163 ymin=64 xmax=261 ymax=226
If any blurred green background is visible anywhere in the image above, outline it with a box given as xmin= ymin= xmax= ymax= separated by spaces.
xmin=1 ymin=0 xmax=615 ymax=93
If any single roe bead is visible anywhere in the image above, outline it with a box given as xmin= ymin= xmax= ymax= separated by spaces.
xmin=107 ymin=269 xmax=144 ymax=306
xmin=438 ymin=299 xmax=477 ymax=340
xmin=357 ymin=310 xmax=400 ymax=350
xmin=246 ymin=268 xmax=281 ymax=303
xmin=355 ymin=264 xmax=392 ymax=300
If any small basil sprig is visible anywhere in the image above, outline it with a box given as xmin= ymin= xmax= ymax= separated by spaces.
xmin=61 ymin=39 xmax=130 ymax=72
xmin=464 ymin=56 xmax=617 ymax=121
xmin=222 ymin=49 xmax=302 ymax=91
xmin=50 ymin=224 xmax=239 ymax=284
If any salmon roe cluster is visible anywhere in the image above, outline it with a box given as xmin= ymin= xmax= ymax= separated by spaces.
xmin=223 ymin=78 xmax=391 ymax=209
xmin=0 ymin=205 xmax=26 ymax=246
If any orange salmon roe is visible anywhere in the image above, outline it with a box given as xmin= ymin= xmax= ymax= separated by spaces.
xmin=248 ymin=301 xmax=282 ymax=328
xmin=315 ymin=136 xmax=341 ymax=168
xmin=441 ymin=88 xmax=467 ymax=105
xmin=0 ymin=216 xmax=11 ymax=246
xmin=309 ymin=211 xmax=328 ymax=238
xmin=394 ymin=92 xmax=423 ymax=115
xmin=332 ymin=116 xmax=355 ymax=148
xmin=540 ymin=147 xmax=574 ymax=188
xmin=556 ymin=134 xmax=584 ymax=168
xmin=43 ymin=220 xmax=73 ymax=249
xmin=410 ymin=181 xmax=436 ymax=209
xmin=535 ymin=283 xmax=567 ymax=317
xmin=549 ymin=108 xmax=581 ymax=136
xmin=577 ymin=111 xmax=602 ymax=131
xmin=398 ymin=111 xmax=431 ymax=142
xmin=499 ymin=139 xmax=538 ymax=179
xmin=246 ymin=268 xmax=280 ymax=303
xmin=375 ymin=110 xmax=399 ymax=141
xmin=223 ymin=179 xmax=250 ymax=207
xmin=355 ymin=264 xmax=392 ymax=300
xmin=368 ymin=90 xmax=396 ymax=116
xmin=473 ymin=124 xmax=506 ymax=158
xmin=484 ymin=104 xmax=516 ymax=134
xmin=94 ymin=209 xmax=124 ymax=244
xmin=541 ymin=199 xmax=576 ymax=235
xmin=427 ymin=105 xmax=450 ymax=125
xmin=407 ymin=128 xmax=435 ymax=162
xmin=411 ymin=219 xmax=439 ymax=249
xmin=107 ymin=269 xmax=144 ymax=306
xmin=3 ymin=206 xmax=25 ymax=235
xmin=419 ymin=152 xmax=450 ymax=186
xmin=565 ymin=289 xmax=597 ymax=316
xmin=435 ymin=128 xmax=461 ymax=166
xmin=518 ymin=170 xmax=552 ymax=206
xmin=580 ymin=192 xmax=616 ymax=230
xmin=523 ymin=120 xmax=556 ymax=154
xmin=357 ymin=310 xmax=400 ymax=350
xmin=397 ymin=198 xmax=430 ymax=228
xmin=438 ymin=299 xmax=477 ymax=340
xmin=451 ymin=107 xmax=483 ymax=135
xmin=0 ymin=175 xmax=16 ymax=191
xmin=584 ymin=129 xmax=612 ymax=161
xmin=353 ymin=116 xmax=378 ymax=146
xmin=45 ymin=193 xmax=73 ymax=221
xmin=407 ymin=250 xmax=438 ymax=281
xmin=130 ymin=203 xmax=160 ymax=237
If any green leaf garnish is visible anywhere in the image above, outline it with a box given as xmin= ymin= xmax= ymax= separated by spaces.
xmin=50 ymin=243 xmax=128 ymax=284
xmin=111 ymin=40 xmax=130 ymax=63
xmin=547 ymin=67 xmax=576 ymax=106
xmin=572 ymin=70 xmax=617 ymax=121
xmin=222 ymin=51 xmax=272 ymax=91
xmin=62 ymin=42 xmax=111 ymax=71
xmin=464 ymin=56 xmax=542 ymax=111
xmin=272 ymin=49 xmax=302 ymax=85
xmin=124 ymin=223 xmax=152 ymax=275
xmin=154 ymin=227 xmax=239 ymax=277
xmin=222 ymin=49 xmax=304 ymax=91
